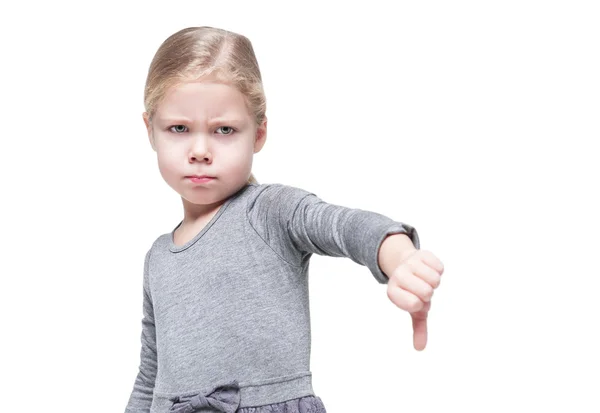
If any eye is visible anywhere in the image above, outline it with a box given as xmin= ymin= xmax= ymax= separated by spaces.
xmin=167 ymin=125 xmax=236 ymax=135
xmin=169 ymin=125 xmax=188 ymax=134
xmin=216 ymin=126 xmax=236 ymax=135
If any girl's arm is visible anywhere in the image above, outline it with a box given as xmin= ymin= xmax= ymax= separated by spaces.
xmin=247 ymin=183 xmax=420 ymax=284
xmin=125 ymin=248 xmax=158 ymax=412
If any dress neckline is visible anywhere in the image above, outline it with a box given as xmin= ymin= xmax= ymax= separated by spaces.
xmin=168 ymin=183 xmax=252 ymax=253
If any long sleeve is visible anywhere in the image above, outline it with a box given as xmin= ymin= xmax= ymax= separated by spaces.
xmin=246 ymin=183 xmax=420 ymax=284
xmin=125 ymin=248 xmax=158 ymax=412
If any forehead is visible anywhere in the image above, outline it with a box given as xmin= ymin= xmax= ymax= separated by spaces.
xmin=156 ymin=80 xmax=251 ymax=120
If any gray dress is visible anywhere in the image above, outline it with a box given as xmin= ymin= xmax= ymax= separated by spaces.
xmin=166 ymin=380 xmax=326 ymax=412
xmin=125 ymin=182 xmax=419 ymax=412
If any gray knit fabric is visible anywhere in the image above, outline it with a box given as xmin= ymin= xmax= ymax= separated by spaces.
xmin=125 ymin=182 xmax=420 ymax=412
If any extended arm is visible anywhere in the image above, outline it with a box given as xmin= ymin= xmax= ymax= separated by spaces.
xmin=247 ymin=184 xmax=420 ymax=283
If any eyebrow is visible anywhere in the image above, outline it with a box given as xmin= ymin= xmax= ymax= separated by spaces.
xmin=158 ymin=117 xmax=246 ymax=125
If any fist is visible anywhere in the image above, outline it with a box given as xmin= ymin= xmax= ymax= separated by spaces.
xmin=386 ymin=249 xmax=444 ymax=350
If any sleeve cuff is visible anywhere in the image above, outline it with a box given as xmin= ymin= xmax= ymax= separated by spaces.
xmin=367 ymin=222 xmax=420 ymax=284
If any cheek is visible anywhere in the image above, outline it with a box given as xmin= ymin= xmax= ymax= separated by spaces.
xmin=223 ymin=147 xmax=253 ymax=171
xmin=156 ymin=151 xmax=181 ymax=179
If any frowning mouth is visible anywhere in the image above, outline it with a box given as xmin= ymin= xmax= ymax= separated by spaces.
xmin=187 ymin=176 xmax=215 ymax=183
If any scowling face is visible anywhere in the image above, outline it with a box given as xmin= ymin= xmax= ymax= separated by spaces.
xmin=143 ymin=79 xmax=266 ymax=216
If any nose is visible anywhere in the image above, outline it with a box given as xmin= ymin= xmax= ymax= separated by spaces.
xmin=189 ymin=134 xmax=212 ymax=163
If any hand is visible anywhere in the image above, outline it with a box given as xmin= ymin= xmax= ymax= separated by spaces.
xmin=386 ymin=249 xmax=444 ymax=351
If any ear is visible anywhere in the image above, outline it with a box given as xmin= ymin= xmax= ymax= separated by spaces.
xmin=253 ymin=116 xmax=267 ymax=154
xmin=143 ymin=112 xmax=156 ymax=152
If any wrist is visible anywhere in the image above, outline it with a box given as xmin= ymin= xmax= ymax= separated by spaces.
xmin=378 ymin=233 xmax=417 ymax=278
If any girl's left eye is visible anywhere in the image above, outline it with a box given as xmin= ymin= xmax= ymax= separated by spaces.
xmin=216 ymin=126 xmax=235 ymax=135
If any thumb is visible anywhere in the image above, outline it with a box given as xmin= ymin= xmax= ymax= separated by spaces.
xmin=411 ymin=314 xmax=427 ymax=351
xmin=411 ymin=301 xmax=431 ymax=351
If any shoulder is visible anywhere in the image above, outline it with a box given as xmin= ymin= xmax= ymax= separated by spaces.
xmin=245 ymin=182 xmax=316 ymax=214
xmin=144 ymin=237 xmax=162 ymax=264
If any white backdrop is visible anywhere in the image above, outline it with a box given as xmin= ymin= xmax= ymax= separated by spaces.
xmin=1 ymin=1 xmax=598 ymax=412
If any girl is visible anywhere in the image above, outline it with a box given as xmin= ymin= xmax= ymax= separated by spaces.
xmin=125 ymin=26 xmax=444 ymax=413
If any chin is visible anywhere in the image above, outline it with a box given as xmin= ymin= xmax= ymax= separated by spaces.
xmin=183 ymin=196 xmax=224 ymax=208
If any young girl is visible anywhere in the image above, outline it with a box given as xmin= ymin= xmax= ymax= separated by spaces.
xmin=125 ymin=26 xmax=444 ymax=413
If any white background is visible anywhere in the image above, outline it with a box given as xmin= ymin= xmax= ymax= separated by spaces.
xmin=1 ymin=1 xmax=598 ymax=412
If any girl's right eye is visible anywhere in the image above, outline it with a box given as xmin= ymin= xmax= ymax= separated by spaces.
xmin=169 ymin=125 xmax=188 ymax=134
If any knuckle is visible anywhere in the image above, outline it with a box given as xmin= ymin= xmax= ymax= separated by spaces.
xmin=407 ymin=296 xmax=422 ymax=312
xmin=423 ymin=286 xmax=434 ymax=300
xmin=386 ymin=286 xmax=394 ymax=301
xmin=430 ymin=270 xmax=442 ymax=287
xmin=419 ymin=249 xmax=432 ymax=259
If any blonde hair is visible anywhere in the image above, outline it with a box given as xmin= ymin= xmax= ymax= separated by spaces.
xmin=143 ymin=26 xmax=265 ymax=185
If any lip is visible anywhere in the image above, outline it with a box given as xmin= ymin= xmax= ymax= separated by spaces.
xmin=187 ymin=175 xmax=215 ymax=184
